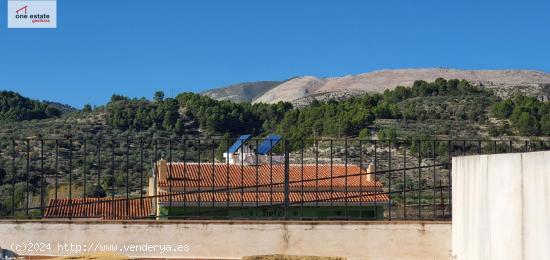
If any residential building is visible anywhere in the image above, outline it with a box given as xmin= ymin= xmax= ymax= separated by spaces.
xmin=149 ymin=160 xmax=389 ymax=219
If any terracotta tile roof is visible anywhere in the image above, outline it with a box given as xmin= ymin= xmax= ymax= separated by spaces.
xmin=159 ymin=163 xmax=381 ymax=189
xmin=44 ymin=197 xmax=152 ymax=220
xmin=158 ymin=190 xmax=389 ymax=204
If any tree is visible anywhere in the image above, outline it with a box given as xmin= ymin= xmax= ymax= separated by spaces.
xmin=373 ymin=102 xmax=399 ymax=118
xmin=358 ymin=128 xmax=371 ymax=139
xmin=491 ymin=99 xmax=514 ymax=118
xmin=514 ymin=112 xmax=539 ymax=135
xmin=110 ymin=94 xmax=129 ymax=102
xmin=446 ymin=79 xmax=459 ymax=93
xmin=403 ymin=104 xmax=417 ymax=120
xmin=411 ymin=80 xmax=431 ymax=96
xmin=457 ymin=80 xmax=474 ymax=94
xmin=377 ymin=128 xmax=397 ymax=140
xmin=215 ymin=133 xmax=231 ymax=161
xmin=162 ymin=111 xmax=177 ymax=130
xmin=175 ymin=119 xmax=184 ymax=135
xmin=82 ymin=104 xmax=92 ymax=113
xmin=434 ymin=78 xmax=447 ymax=93
xmin=102 ymin=175 xmax=114 ymax=188
xmin=154 ymin=91 xmax=165 ymax=103
xmin=540 ymin=114 xmax=550 ymax=135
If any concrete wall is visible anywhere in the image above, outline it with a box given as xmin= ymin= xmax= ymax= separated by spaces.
xmin=0 ymin=220 xmax=451 ymax=260
xmin=452 ymin=151 xmax=550 ymax=260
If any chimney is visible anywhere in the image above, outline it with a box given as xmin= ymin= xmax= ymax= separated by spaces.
xmin=148 ymin=173 xmax=158 ymax=217
xmin=158 ymin=159 xmax=168 ymax=182
xmin=365 ymin=163 xmax=375 ymax=183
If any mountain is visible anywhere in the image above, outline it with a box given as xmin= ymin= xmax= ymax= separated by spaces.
xmin=201 ymin=81 xmax=282 ymax=103
xmin=201 ymin=69 xmax=550 ymax=104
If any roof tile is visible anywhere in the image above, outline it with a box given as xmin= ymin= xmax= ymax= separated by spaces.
xmin=44 ymin=197 xmax=152 ymax=220
xmin=159 ymin=163 xmax=381 ymax=189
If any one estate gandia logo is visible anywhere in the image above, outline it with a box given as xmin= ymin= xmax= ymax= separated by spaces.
xmin=8 ymin=0 xmax=57 ymax=28
xmin=15 ymin=5 xmax=51 ymax=23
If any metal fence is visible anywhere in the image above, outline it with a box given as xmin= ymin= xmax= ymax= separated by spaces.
xmin=0 ymin=138 xmax=547 ymax=221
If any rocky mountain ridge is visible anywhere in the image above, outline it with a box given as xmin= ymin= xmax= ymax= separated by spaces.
xmin=201 ymin=69 xmax=550 ymax=105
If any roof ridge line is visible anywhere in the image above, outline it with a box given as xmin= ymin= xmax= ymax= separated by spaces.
xmin=166 ymin=162 xmax=362 ymax=166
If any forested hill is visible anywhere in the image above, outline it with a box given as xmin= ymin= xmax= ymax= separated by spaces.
xmin=97 ymin=79 xmax=499 ymax=139
xmin=0 ymin=91 xmax=67 ymax=123
xmin=104 ymin=91 xmax=292 ymax=137
xmin=3 ymin=77 xmax=550 ymax=141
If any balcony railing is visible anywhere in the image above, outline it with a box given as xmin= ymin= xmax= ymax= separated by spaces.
xmin=0 ymin=137 xmax=546 ymax=221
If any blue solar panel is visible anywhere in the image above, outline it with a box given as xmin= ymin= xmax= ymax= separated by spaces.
xmin=227 ymin=134 xmax=251 ymax=154
xmin=257 ymin=134 xmax=282 ymax=155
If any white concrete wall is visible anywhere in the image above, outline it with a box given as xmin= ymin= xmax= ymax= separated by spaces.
xmin=0 ymin=220 xmax=450 ymax=260
xmin=452 ymin=151 xmax=550 ymax=260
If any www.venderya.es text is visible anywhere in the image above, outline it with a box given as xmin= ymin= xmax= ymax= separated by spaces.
xmin=10 ymin=242 xmax=191 ymax=255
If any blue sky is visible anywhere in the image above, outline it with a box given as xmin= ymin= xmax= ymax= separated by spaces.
xmin=0 ymin=0 xmax=549 ymax=108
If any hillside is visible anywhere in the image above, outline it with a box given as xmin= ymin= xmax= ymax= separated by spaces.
xmin=201 ymin=81 xmax=282 ymax=103
xmin=43 ymin=101 xmax=77 ymax=114
xmin=249 ymin=69 xmax=550 ymax=104
xmin=2 ymin=72 xmax=550 ymax=140
xmin=0 ymin=91 xmax=71 ymax=123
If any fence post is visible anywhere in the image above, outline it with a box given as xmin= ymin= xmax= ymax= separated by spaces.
xmin=284 ymin=140 xmax=290 ymax=219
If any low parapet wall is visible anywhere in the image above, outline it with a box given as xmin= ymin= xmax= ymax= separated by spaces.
xmin=0 ymin=220 xmax=451 ymax=260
